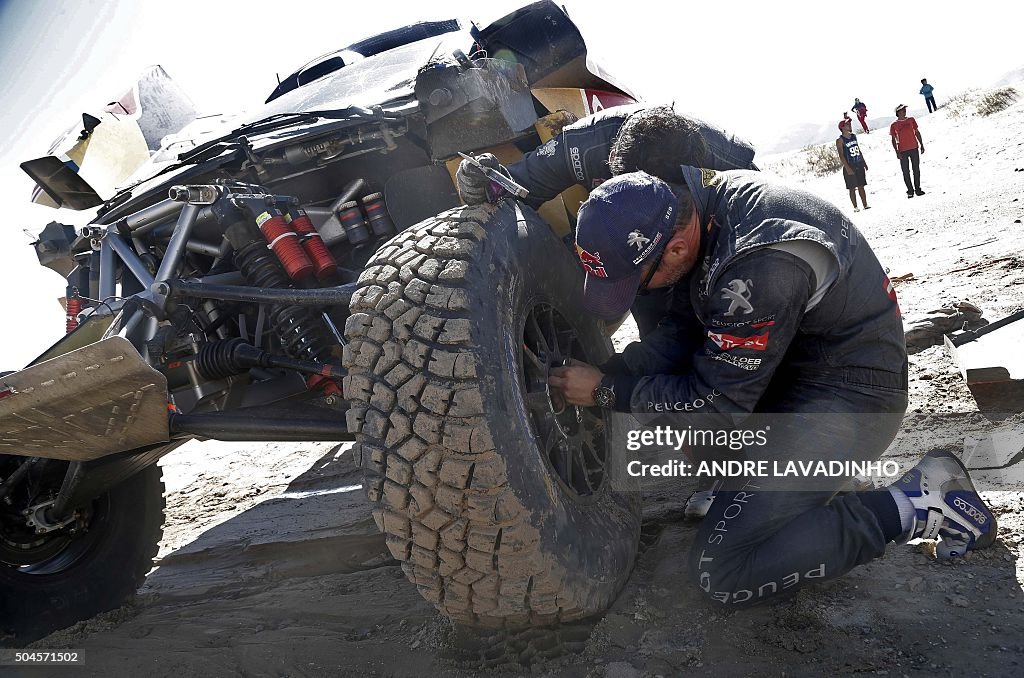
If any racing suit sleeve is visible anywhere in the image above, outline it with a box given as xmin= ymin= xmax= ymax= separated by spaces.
xmin=506 ymin=108 xmax=630 ymax=210
xmin=608 ymin=249 xmax=816 ymax=418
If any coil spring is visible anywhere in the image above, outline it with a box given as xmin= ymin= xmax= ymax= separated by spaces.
xmin=65 ymin=296 xmax=82 ymax=334
xmin=233 ymin=241 xmax=334 ymax=362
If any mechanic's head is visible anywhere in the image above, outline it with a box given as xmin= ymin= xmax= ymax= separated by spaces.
xmin=608 ymin=106 xmax=706 ymax=181
xmin=574 ymin=172 xmax=701 ymax=319
xmin=895 ymin=103 xmax=907 ymax=119
xmin=921 ymin=78 xmax=928 ymax=84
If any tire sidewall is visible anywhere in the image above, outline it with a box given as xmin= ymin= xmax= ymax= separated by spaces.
xmin=0 ymin=463 xmax=164 ymax=644
xmin=473 ymin=202 xmax=640 ymax=609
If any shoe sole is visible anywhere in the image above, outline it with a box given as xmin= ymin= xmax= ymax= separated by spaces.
xmin=926 ymin=448 xmax=998 ymax=549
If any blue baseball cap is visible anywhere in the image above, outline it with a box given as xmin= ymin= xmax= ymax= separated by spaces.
xmin=574 ymin=171 xmax=678 ymax=319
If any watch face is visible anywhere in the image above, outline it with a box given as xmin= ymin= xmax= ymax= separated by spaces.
xmin=593 ymin=386 xmax=615 ymax=409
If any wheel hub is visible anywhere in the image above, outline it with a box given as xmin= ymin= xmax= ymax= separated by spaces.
xmin=520 ymin=303 xmax=607 ymax=497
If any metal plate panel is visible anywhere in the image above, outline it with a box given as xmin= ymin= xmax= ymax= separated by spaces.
xmin=0 ymin=337 xmax=170 ymax=461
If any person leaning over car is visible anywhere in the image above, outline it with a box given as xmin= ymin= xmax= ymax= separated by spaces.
xmin=455 ymin=104 xmax=758 ymax=337
xmin=545 ymin=166 xmax=996 ymax=606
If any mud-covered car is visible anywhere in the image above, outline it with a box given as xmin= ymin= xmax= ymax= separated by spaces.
xmin=0 ymin=1 xmax=646 ymax=642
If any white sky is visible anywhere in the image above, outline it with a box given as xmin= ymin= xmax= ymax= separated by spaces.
xmin=0 ymin=0 xmax=1020 ymax=366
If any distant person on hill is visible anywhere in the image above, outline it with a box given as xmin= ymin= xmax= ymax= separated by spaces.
xmin=851 ymin=98 xmax=870 ymax=132
xmin=920 ymin=78 xmax=937 ymax=113
xmin=890 ymin=104 xmax=926 ymax=198
xmin=836 ymin=119 xmax=870 ymax=211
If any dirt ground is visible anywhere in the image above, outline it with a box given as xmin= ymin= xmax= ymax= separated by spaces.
xmin=22 ymin=89 xmax=1024 ymax=677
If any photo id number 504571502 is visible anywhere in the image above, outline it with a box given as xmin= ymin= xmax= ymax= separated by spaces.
xmin=1 ymin=650 xmax=83 ymax=666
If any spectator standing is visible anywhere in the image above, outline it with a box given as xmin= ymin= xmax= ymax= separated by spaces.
xmin=890 ymin=104 xmax=926 ymax=198
xmin=851 ymin=98 xmax=870 ymax=132
xmin=836 ymin=119 xmax=870 ymax=211
xmin=920 ymin=78 xmax=937 ymax=113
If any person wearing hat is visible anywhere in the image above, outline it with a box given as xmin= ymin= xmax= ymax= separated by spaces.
xmin=548 ymin=167 xmax=996 ymax=606
xmin=890 ymin=104 xmax=926 ymax=198
xmin=836 ymin=118 xmax=870 ymax=211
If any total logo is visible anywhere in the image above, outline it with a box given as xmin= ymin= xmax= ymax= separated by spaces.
xmin=708 ymin=330 xmax=769 ymax=352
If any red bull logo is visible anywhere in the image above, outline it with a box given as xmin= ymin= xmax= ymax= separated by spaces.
xmin=576 ymin=244 xmax=607 ymax=278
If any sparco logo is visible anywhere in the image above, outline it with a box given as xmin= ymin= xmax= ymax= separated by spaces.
xmin=570 ymin=146 xmax=584 ymax=182
xmin=953 ymin=496 xmax=987 ymax=526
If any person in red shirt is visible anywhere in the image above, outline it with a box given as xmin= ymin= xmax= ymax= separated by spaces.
xmin=890 ymin=104 xmax=926 ymax=198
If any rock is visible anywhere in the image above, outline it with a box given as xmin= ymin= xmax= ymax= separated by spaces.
xmin=604 ymin=662 xmax=641 ymax=678
xmin=907 ymin=576 xmax=925 ymax=592
xmin=604 ymin=613 xmax=644 ymax=649
xmin=947 ymin=595 xmax=970 ymax=608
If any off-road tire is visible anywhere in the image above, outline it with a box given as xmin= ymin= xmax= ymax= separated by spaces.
xmin=0 ymin=463 xmax=165 ymax=644
xmin=343 ymin=202 xmax=640 ymax=628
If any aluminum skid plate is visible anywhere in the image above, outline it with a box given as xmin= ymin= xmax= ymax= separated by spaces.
xmin=0 ymin=337 xmax=170 ymax=461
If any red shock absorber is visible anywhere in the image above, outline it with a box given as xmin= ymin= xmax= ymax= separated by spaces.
xmin=256 ymin=209 xmax=314 ymax=281
xmin=306 ymin=373 xmax=342 ymax=398
xmin=65 ymin=295 xmax=82 ymax=334
xmin=286 ymin=207 xmax=338 ymax=282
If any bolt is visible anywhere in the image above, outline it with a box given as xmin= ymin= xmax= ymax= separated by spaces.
xmin=325 ymin=395 xmax=338 ymax=406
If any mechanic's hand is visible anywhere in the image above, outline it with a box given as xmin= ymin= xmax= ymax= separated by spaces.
xmin=456 ymin=153 xmax=510 ymax=205
xmin=548 ymin=360 xmax=603 ymax=407
xmin=844 ymin=166 xmax=853 ymax=175
xmin=920 ymin=145 xmax=926 ymax=154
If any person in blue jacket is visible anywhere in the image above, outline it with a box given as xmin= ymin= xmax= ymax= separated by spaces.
xmin=920 ymin=79 xmax=937 ymax=113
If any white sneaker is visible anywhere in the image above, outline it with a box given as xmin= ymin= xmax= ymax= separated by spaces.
xmin=890 ymin=449 xmax=998 ymax=558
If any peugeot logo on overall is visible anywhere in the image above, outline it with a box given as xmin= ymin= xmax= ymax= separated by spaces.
xmin=721 ymin=279 xmax=755 ymax=316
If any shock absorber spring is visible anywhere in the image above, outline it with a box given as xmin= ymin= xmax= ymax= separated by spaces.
xmin=231 ymin=230 xmax=335 ymax=362
xmin=65 ymin=294 xmax=82 ymax=334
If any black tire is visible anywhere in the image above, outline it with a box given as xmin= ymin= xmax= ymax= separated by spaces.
xmin=0 ymin=463 xmax=165 ymax=644
xmin=343 ymin=202 xmax=640 ymax=628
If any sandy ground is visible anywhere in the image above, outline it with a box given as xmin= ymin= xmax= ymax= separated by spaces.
xmin=22 ymin=88 xmax=1024 ymax=677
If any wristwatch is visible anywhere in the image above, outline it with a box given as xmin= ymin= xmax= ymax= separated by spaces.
xmin=592 ymin=375 xmax=616 ymax=409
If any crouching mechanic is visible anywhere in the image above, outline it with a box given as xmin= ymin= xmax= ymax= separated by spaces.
xmin=548 ymin=169 xmax=998 ymax=605
xmin=456 ymin=104 xmax=758 ymax=337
